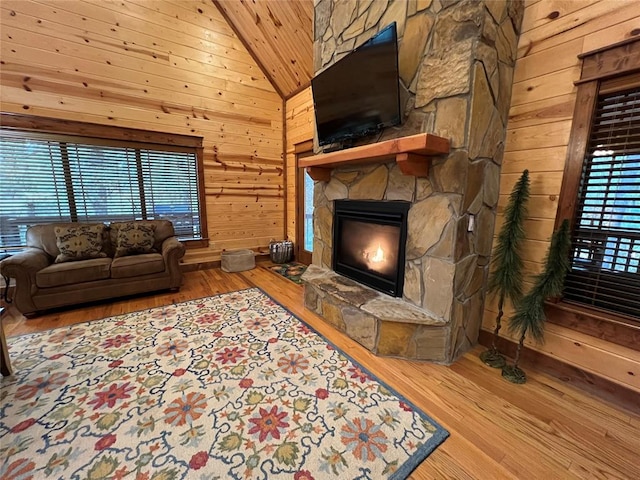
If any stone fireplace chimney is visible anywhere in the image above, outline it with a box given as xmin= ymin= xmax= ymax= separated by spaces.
xmin=305 ymin=0 xmax=524 ymax=363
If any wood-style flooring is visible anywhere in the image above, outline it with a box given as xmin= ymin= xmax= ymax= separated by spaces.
xmin=2 ymin=266 xmax=639 ymax=479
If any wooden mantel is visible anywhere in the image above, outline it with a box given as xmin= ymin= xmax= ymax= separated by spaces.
xmin=298 ymin=133 xmax=450 ymax=181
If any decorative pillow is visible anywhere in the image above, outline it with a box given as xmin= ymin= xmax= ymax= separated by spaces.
xmin=54 ymin=224 xmax=107 ymax=263
xmin=115 ymin=222 xmax=156 ymax=258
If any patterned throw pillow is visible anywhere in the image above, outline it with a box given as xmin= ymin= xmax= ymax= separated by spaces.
xmin=54 ymin=224 xmax=107 ymax=263
xmin=114 ymin=222 xmax=156 ymax=258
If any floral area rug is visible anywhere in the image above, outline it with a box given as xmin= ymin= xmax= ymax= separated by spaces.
xmin=267 ymin=262 xmax=308 ymax=284
xmin=0 ymin=288 xmax=448 ymax=479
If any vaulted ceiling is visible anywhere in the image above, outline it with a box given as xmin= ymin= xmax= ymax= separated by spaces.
xmin=214 ymin=0 xmax=314 ymax=99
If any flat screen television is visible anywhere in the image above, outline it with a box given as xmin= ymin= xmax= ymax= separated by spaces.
xmin=312 ymin=22 xmax=401 ymax=148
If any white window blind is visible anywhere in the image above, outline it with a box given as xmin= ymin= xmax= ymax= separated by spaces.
xmin=564 ymin=86 xmax=640 ymax=318
xmin=0 ymin=131 xmax=202 ymax=248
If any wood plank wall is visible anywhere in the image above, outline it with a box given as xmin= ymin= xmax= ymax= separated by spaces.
xmin=284 ymin=87 xmax=314 ymax=241
xmin=483 ymin=0 xmax=640 ymax=392
xmin=214 ymin=0 xmax=314 ymax=98
xmin=0 ymin=0 xmax=283 ymax=264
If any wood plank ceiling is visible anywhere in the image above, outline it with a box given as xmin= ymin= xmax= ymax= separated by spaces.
xmin=213 ymin=0 xmax=314 ymax=99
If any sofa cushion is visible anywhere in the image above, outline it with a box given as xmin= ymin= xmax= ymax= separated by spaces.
xmin=113 ymin=222 xmax=157 ymax=258
xmin=111 ymin=253 xmax=165 ymax=279
xmin=36 ymin=258 xmax=112 ymax=288
xmin=110 ymin=220 xmax=174 ymax=253
xmin=27 ymin=223 xmax=112 ymax=260
xmin=54 ymin=224 xmax=108 ymax=263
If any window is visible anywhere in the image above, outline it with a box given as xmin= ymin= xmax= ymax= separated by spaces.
xmin=295 ymin=141 xmax=314 ymax=265
xmin=563 ymin=85 xmax=640 ymax=317
xmin=554 ymin=38 xmax=640 ymax=338
xmin=0 ymin=115 xmax=207 ymax=248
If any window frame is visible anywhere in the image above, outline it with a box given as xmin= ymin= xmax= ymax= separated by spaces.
xmin=550 ymin=38 xmax=640 ymax=351
xmin=0 ymin=112 xmax=208 ymax=249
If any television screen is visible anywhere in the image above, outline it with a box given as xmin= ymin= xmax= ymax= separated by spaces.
xmin=312 ymin=23 xmax=401 ymax=147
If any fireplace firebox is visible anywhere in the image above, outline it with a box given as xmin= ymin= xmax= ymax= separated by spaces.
xmin=333 ymin=200 xmax=410 ymax=297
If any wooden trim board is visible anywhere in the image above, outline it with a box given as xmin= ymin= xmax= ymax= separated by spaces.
xmin=577 ymin=37 xmax=640 ymax=84
xmin=554 ymin=80 xmax=597 ymax=228
xmin=546 ymin=301 xmax=640 ymax=352
xmin=478 ymin=329 xmax=640 ymax=416
xmin=0 ymin=112 xmax=203 ymax=147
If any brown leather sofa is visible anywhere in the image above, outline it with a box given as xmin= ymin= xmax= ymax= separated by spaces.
xmin=0 ymin=220 xmax=185 ymax=317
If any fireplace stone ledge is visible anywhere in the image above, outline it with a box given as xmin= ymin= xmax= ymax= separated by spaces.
xmin=302 ymin=265 xmax=451 ymax=363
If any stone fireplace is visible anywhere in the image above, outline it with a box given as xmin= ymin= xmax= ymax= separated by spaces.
xmin=302 ymin=0 xmax=524 ymax=363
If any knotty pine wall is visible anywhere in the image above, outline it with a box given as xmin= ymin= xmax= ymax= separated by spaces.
xmin=483 ymin=0 xmax=640 ymax=393
xmin=284 ymin=87 xmax=313 ymax=241
xmin=215 ymin=0 xmax=314 ymax=98
xmin=0 ymin=0 xmax=284 ymax=265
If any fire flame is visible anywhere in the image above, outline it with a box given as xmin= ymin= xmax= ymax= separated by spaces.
xmin=370 ymin=244 xmax=384 ymax=263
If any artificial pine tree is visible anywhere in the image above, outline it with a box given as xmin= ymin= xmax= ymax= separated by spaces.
xmin=480 ymin=170 xmax=530 ymax=368
xmin=502 ymin=219 xmax=572 ymax=384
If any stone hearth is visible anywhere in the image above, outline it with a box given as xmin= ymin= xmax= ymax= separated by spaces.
xmin=304 ymin=0 xmax=524 ymax=363
xmin=304 ymin=265 xmax=449 ymax=361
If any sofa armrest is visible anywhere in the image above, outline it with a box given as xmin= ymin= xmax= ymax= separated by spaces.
xmin=1 ymin=248 xmax=51 ymax=276
xmin=0 ymin=248 xmax=51 ymax=315
xmin=161 ymin=237 xmax=186 ymax=288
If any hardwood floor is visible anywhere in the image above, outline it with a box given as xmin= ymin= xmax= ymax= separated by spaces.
xmin=2 ymin=266 xmax=639 ymax=479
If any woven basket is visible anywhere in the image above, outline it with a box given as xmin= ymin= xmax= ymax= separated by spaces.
xmin=221 ymin=249 xmax=255 ymax=272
